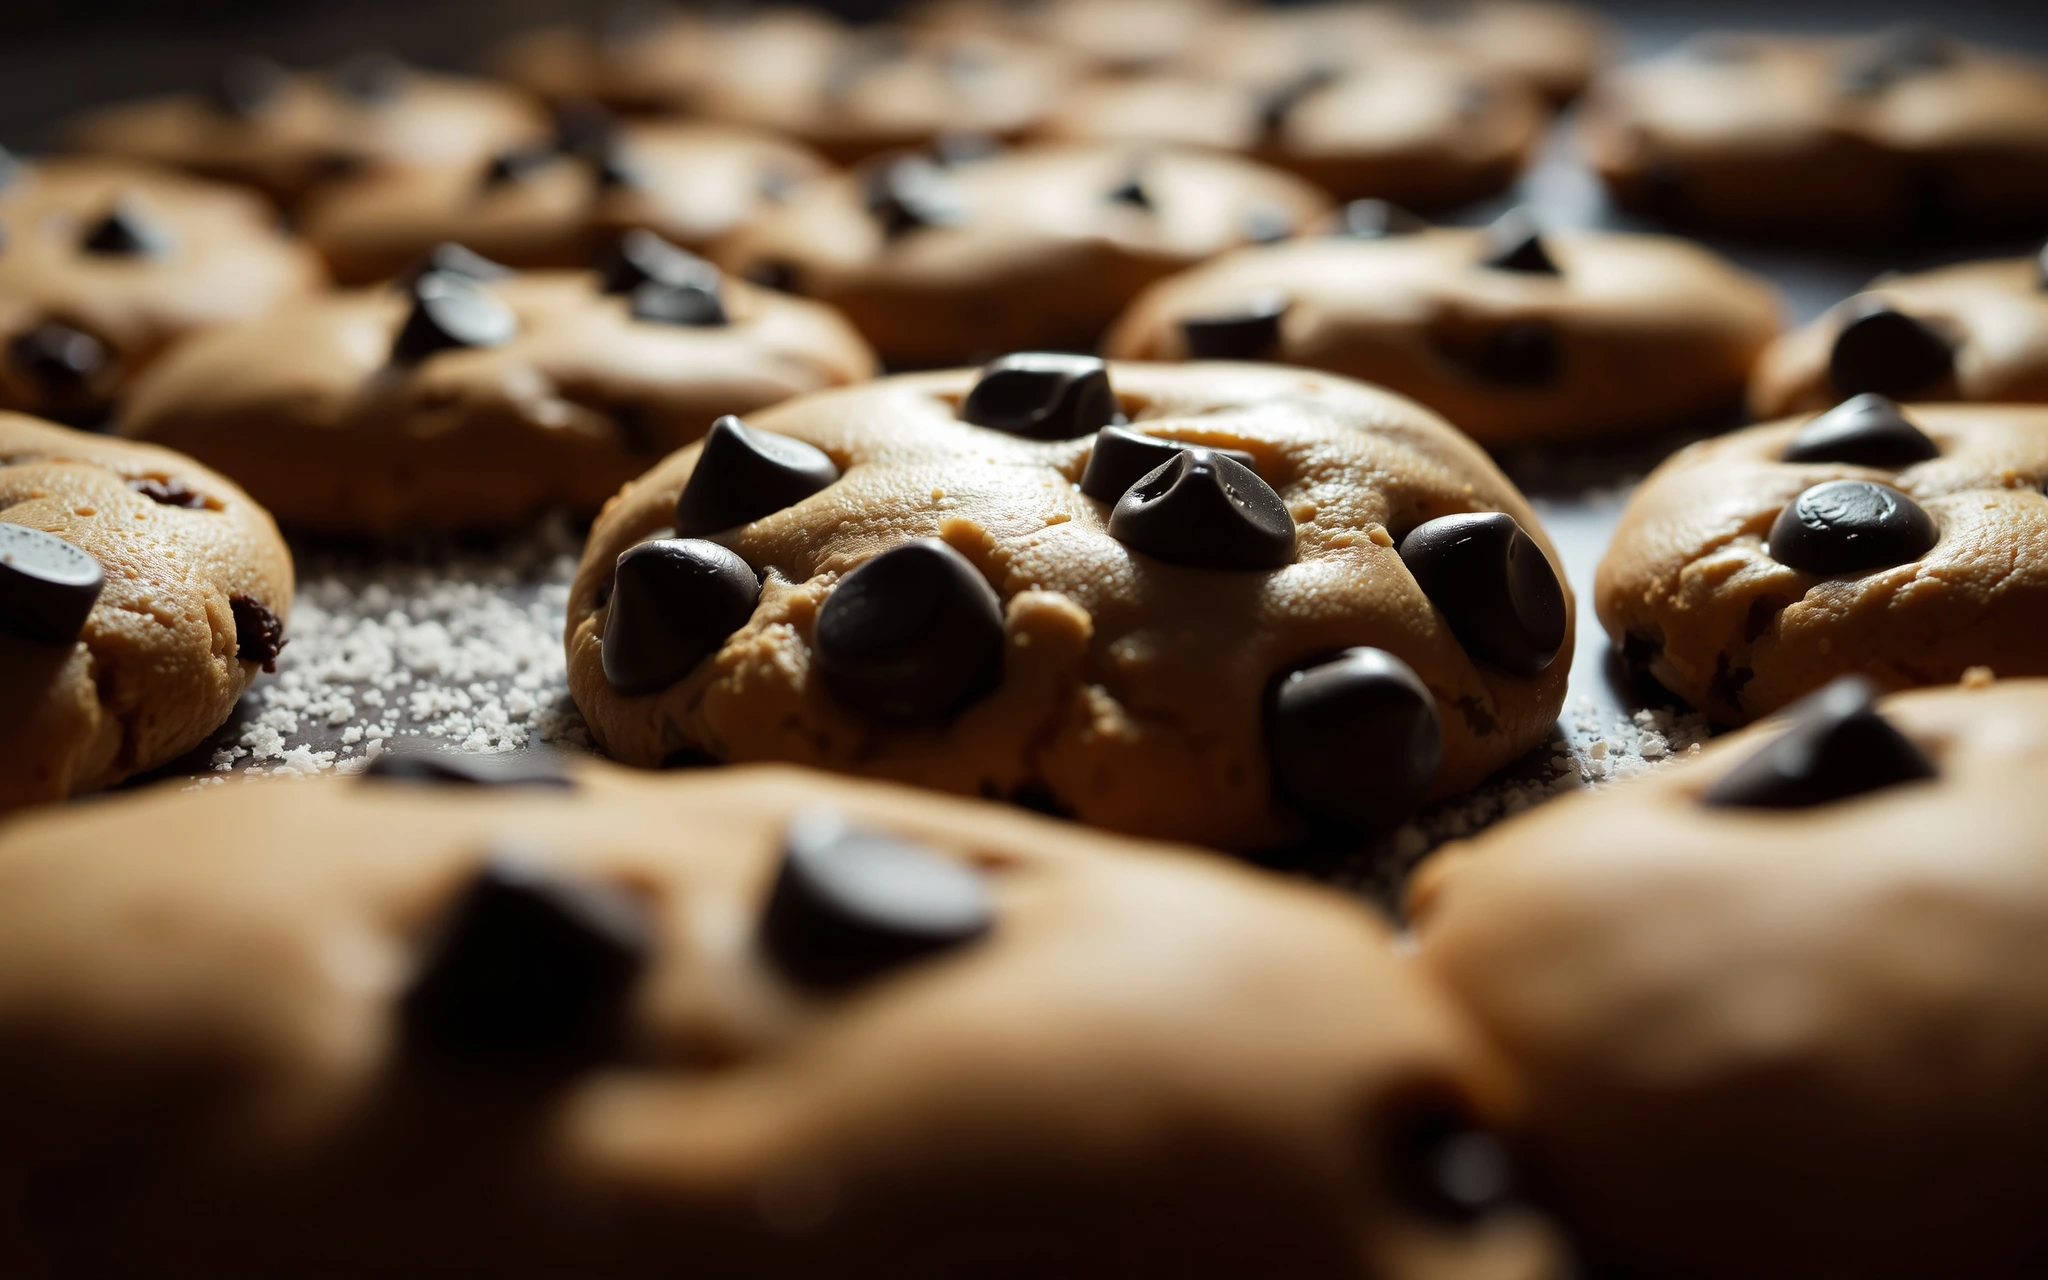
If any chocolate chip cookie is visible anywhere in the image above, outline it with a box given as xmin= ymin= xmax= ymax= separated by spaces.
xmin=1409 ymin=676 xmax=2048 ymax=1280
xmin=1597 ymin=395 xmax=2048 ymax=722
xmin=710 ymin=143 xmax=1331 ymax=368
xmin=0 ymin=412 xmax=292 ymax=812
xmin=116 ymin=244 xmax=876 ymax=534
xmin=566 ymin=359 xmax=1572 ymax=854
xmin=0 ymin=153 xmax=327 ymax=424
xmin=1105 ymin=206 xmax=1783 ymax=445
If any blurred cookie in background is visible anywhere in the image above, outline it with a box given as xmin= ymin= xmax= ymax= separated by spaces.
xmin=907 ymin=0 xmax=1240 ymax=73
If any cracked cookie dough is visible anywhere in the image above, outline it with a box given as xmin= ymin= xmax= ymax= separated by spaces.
xmin=0 ymin=757 xmax=1564 ymax=1280
xmin=0 ymin=153 xmax=327 ymax=424
xmin=116 ymin=243 xmax=876 ymax=535
xmin=1408 ymin=677 xmax=2048 ymax=1280
xmin=1596 ymin=395 xmax=2048 ymax=723
xmin=566 ymin=359 xmax=1572 ymax=854
xmin=1106 ymin=207 xmax=1782 ymax=445
xmin=0 ymin=412 xmax=292 ymax=812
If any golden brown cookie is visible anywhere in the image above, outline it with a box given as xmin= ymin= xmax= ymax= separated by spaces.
xmin=565 ymin=359 xmax=1573 ymax=853
xmin=908 ymin=0 xmax=1240 ymax=72
xmin=1106 ymin=208 xmax=1783 ymax=445
xmin=116 ymin=246 xmax=876 ymax=535
xmin=0 ymin=154 xmax=326 ymax=423
xmin=1408 ymin=677 xmax=2048 ymax=1280
xmin=1596 ymin=397 xmax=2048 ymax=723
xmin=1581 ymin=28 xmax=2048 ymax=236
xmin=1750 ymin=247 xmax=2048 ymax=418
xmin=0 ymin=413 xmax=292 ymax=812
xmin=710 ymin=143 xmax=1331 ymax=368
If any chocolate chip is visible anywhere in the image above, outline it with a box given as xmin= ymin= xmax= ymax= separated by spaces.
xmin=673 ymin=415 xmax=839 ymax=537
xmin=390 ymin=271 xmax=518 ymax=363
xmin=401 ymin=852 xmax=651 ymax=1065
xmin=229 ymin=593 xmax=286 ymax=672
xmin=401 ymin=242 xmax=514 ymax=287
xmin=959 ymin=352 xmax=1119 ymax=440
xmin=0 ymin=522 xmax=103 ymax=645
xmin=80 ymin=201 xmax=172 ymax=257
xmin=10 ymin=322 xmax=106 ymax=391
xmin=1438 ymin=322 xmax=1560 ymax=386
xmin=1107 ymin=172 xmax=1153 ymax=210
xmin=208 ymin=55 xmax=288 ymax=119
xmin=128 ymin=476 xmax=205 ymax=508
xmin=1389 ymin=1103 xmax=1518 ymax=1226
xmin=365 ymin=744 xmax=576 ymax=788
xmin=814 ymin=540 xmax=1004 ymax=722
xmin=1478 ymin=208 xmax=1559 ymax=275
xmin=1828 ymin=301 xmax=1954 ymax=401
xmin=1330 ymin=199 xmax=1427 ymax=240
xmin=1839 ymin=24 xmax=1952 ymax=96
xmin=334 ymin=50 xmax=407 ymax=103
xmin=1780 ymin=394 xmax=1940 ymax=467
xmin=1079 ymin=426 xmax=1256 ymax=504
xmin=600 ymin=229 xmax=717 ymax=295
xmin=864 ymin=155 xmax=963 ymax=237
xmin=1702 ymin=676 xmax=1935 ymax=808
xmin=1109 ymin=449 xmax=1295 ymax=570
xmin=1264 ymin=646 xmax=1441 ymax=834
xmin=600 ymin=538 xmax=760 ymax=695
xmin=1399 ymin=512 xmax=1566 ymax=677
xmin=1180 ymin=294 xmax=1288 ymax=360
xmin=482 ymin=144 xmax=556 ymax=186
xmin=761 ymin=807 xmax=993 ymax=987
xmin=1768 ymin=479 xmax=1937 ymax=575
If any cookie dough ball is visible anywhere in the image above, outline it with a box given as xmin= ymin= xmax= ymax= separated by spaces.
xmin=0 ymin=153 xmax=327 ymax=423
xmin=116 ymin=245 xmax=876 ymax=535
xmin=711 ymin=143 xmax=1331 ymax=368
xmin=64 ymin=52 xmax=551 ymax=209
xmin=1408 ymin=677 xmax=2048 ymax=1280
xmin=0 ymin=413 xmax=292 ymax=812
xmin=298 ymin=120 xmax=832 ymax=285
xmin=908 ymin=0 xmax=1239 ymax=73
xmin=1581 ymin=28 xmax=2048 ymax=236
xmin=1750 ymin=248 xmax=2048 ymax=418
xmin=1597 ymin=397 xmax=2048 ymax=723
xmin=1106 ymin=207 xmax=1783 ymax=445
xmin=566 ymin=360 xmax=1572 ymax=853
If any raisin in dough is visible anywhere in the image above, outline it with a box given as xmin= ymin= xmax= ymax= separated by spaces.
xmin=1407 ymin=677 xmax=2048 ymax=1280
xmin=1105 ymin=210 xmax=1782 ymax=445
xmin=566 ymin=360 xmax=1572 ymax=853
xmin=0 ymin=154 xmax=326 ymax=423
xmin=908 ymin=0 xmax=1238 ymax=72
xmin=1581 ymin=29 xmax=2048 ymax=236
xmin=711 ymin=144 xmax=1331 ymax=368
xmin=0 ymin=413 xmax=292 ymax=812
xmin=1597 ymin=397 xmax=2048 ymax=723
xmin=116 ymin=250 xmax=876 ymax=535
xmin=1750 ymin=248 xmax=2048 ymax=419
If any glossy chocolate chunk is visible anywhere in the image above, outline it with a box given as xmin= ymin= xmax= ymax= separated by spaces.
xmin=600 ymin=229 xmax=719 ymax=295
xmin=1180 ymin=294 xmax=1289 ymax=360
xmin=0 ymin=522 xmax=104 ymax=645
xmin=673 ymin=415 xmax=839 ymax=537
xmin=1479 ymin=208 xmax=1559 ymax=275
xmin=9 ymin=322 xmax=106 ymax=390
xmin=401 ymin=852 xmax=651 ymax=1064
xmin=365 ymin=744 xmax=576 ymax=788
xmin=864 ymin=155 xmax=962 ymax=237
xmin=1703 ymin=676 xmax=1935 ymax=808
xmin=960 ymin=352 xmax=1118 ymax=440
xmin=1839 ymin=24 xmax=1953 ymax=95
xmin=482 ymin=144 xmax=555 ymax=186
xmin=230 ymin=594 xmax=287 ymax=672
xmin=1079 ymin=426 xmax=1256 ymax=504
xmin=402 ymin=242 xmax=514 ymax=287
xmin=334 ymin=50 xmax=407 ymax=103
xmin=1389 ymin=1104 xmax=1518 ymax=1226
xmin=81 ymin=201 xmax=172 ymax=257
xmin=1780 ymin=393 xmax=1939 ymax=466
xmin=1264 ymin=646 xmax=1441 ymax=834
xmin=1109 ymin=449 xmax=1295 ymax=570
xmin=1330 ymin=199 xmax=1428 ymax=240
xmin=1399 ymin=512 xmax=1566 ymax=677
xmin=600 ymin=537 xmax=760 ymax=695
xmin=1107 ymin=172 xmax=1153 ymax=210
xmin=208 ymin=55 xmax=288 ymax=119
xmin=761 ymin=807 xmax=993 ymax=987
xmin=1769 ymin=479 xmax=1937 ymax=575
xmin=390 ymin=270 xmax=518 ymax=363
xmin=814 ymin=539 xmax=1004 ymax=722
xmin=1828 ymin=301 xmax=1953 ymax=401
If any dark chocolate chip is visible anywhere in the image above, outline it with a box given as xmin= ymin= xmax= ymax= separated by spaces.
xmin=814 ymin=540 xmax=1004 ymax=722
xmin=1780 ymin=393 xmax=1940 ymax=467
xmin=1478 ymin=208 xmax=1559 ymax=275
xmin=864 ymin=155 xmax=963 ymax=237
xmin=80 ymin=201 xmax=172 ymax=257
xmin=229 ymin=593 xmax=286 ymax=672
xmin=128 ymin=477 xmax=205 ymax=508
xmin=673 ymin=415 xmax=839 ymax=537
xmin=1768 ymin=479 xmax=1937 ymax=576
xmin=1702 ymin=676 xmax=1935 ymax=809
xmin=208 ymin=55 xmax=288 ymax=119
xmin=1839 ymin=24 xmax=1953 ymax=96
xmin=401 ymin=852 xmax=651 ymax=1065
xmin=1264 ymin=646 xmax=1441 ymax=834
xmin=334 ymin=50 xmax=407 ymax=103
xmin=761 ymin=807 xmax=993 ymax=987
xmin=1440 ymin=321 xmax=1560 ymax=386
xmin=1828 ymin=301 xmax=1954 ymax=401
xmin=600 ymin=538 xmax=760 ymax=695
xmin=1398 ymin=512 xmax=1566 ymax=677
xmin=1109 ymin=448 xmax=1295 ymax=570
xmin=1079 ymin=425 xmax=1255 ymax=504
xmin=1330 ymin=199 xmax=1427 ymax=240
xmin=0 ymin=522 xmax=103 ymax=645
xmin=1107 ymin=173 xmax=1153 ymax=210
xmin=401 ymin=242 xmax=514 ymax=287
xmin=1180 ymin=294 xmax=1289 ymax=360
xmin=600 ymin=229 xmax=718 ymax=295
xmin=1244 ymin=203 xmax=1294 ymax=243
xmin=364 ymin=744 xmax=576 ymax=788
xmin=390 ymin=271 xmax=518 ymax=363
xmin=959 ymin=352 xmax=1119 ymax=441
xmin=482 ymin=144 xmax=556 ymax=186
xmin=1256 ymin=66 xmax=1339 ymax=137
xmin=10 ymin=322 xmax=106 ymax=390
xmin=1389 ymin=1103 xmax=1518 ymax=1226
